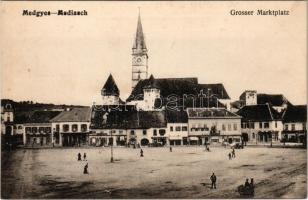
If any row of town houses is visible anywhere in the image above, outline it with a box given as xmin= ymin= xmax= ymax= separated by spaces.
xmin=1 ymin=74 xmax=306 ymax=148
xmin=1 ymin=13 xmax=306 ymax=147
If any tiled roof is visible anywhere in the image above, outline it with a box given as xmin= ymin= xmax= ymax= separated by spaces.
xmin=257 ymin=94 xmax=290 ymax=107
xmin=101 ymin=74 xmax=120 ymax=96
xmin=50 ymin=107 xmax=91 ymax=122
xmin=282 ymin=105 xmax=307 ymax=123
xmin=127 ymin=76 xmax=230 ymax=102
xmin=15 ymin=111 xmax=61 ymax=124
xmin=90 ymin=106 xmax=166 ymax=129
xmin=237 ymin=104 xmax=280 ymax=122
xmin=166 ymin=110 xmax=188 ymax=123
xmin=187 ymin=108 xmax=240 ymax=118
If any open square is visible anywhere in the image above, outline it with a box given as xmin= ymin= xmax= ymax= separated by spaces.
xmin=1 ymin=146 xmax=306 ymax=198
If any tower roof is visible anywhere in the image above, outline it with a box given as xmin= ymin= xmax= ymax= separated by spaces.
xmin=102 ymin=74 xmax=120 ymax=96
xmin=132 ymin=13 xmax=147 ymax=51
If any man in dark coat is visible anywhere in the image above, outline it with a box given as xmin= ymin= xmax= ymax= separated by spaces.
xmin=83 ymin=163 xmax=88 ymax=174
xmin=78 ymin=153 xmax=82 ymax=161
xmin=210 ymin=173 xmax=217 ymax=189
xmin=140 ymin=149 xmax=144 ymax=157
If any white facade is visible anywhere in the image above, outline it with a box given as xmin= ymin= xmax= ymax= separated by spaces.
xmin=102 ymin=95 xmax=120 ymax=106
xmin=167 ymin=123 xmax=188 ymax=145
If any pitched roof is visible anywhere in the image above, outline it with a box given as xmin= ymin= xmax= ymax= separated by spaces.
xmin=166 ymin=110 xmax=188 ymax=123
xmin=257 ymin=94 xmax=290 ymax=107
xmin=50 ymin=107 xmax=91 ymax=122
xmin=132 ymin=13 xmax=147 ymax=51
xmin=187 ymin=108 xmax=240 ymax=118
xmin=127 ymin=77 xmax=230 ymax=102
xmin=101 ymin=74 xmax=120 ymax=96
xmin=237 ymin=104 xmax=280 ymax=122
xmin=282 ymin=105 xmax=307 ymax=123
xmin=14 ymin=111 xmax=61 ymax=124
xmin=90 ymin=106 xmax=166 ymax=129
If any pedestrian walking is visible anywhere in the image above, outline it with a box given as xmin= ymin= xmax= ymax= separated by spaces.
xmin=210 ymin=173 xmax=217 ymax=189
xmin=83 ymin=153 xmax=87 ymax=161
xmin=232 ymin=148 xmax=235 ymax=158
xmin=228 ymin=153 xmax=232 ymax=160
xmin=140 ymin=149 xmax=144 ymax=157
xmin=83 ymin=163 xmax=89 ymax=174
xmin=78 ymin=153 xmax=82 ymax=161
xmin=170 ymin=146 xmax=172 ymax=152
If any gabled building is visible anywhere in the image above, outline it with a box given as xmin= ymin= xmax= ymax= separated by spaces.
xmin=281 ymin=105 xmax=307 ymax=143
xmin=237 ymin=104 xmax=283 ymax=144
xmin=126 ymin=75 xmax=230 ymax=111
xmin=187 ymin=108 xmax=241 ymax=145
xmin=50 ymin=107 xmax=91 ymax=146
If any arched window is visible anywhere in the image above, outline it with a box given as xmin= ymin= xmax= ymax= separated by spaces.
xmin=72 ymin=124 xmax=78 ymax=132
xmin=63 ymin=124 xmax=69 ymax=132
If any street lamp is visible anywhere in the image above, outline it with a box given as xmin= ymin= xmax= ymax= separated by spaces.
xmin=110 ymin=129 xmax=114 ymax=162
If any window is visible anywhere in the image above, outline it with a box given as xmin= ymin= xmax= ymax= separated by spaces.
xmin=25 ymin=127 xmax=31 ymax=134
xmin=291 ymin=124 xmax=295 ymax=131
xmin=72 ymin=124 xmax=78 ymax=132
xmin=153 ymin=129 xmax=157 ymax=136
xmin=248 ymin=122 xmax=255 ymax=129
xmin=275 ymin=121 xmax=277 ymax=128
xmin=63 ymin=124 xmax=69 ymax=132
xmin=143 ymin=130 xmax=147 ymax=135
xmin=39 ymin=127 xmax=45 ymax=133
xmin=233 ymin=124 xmax=237 ymax=131
xmin=56 ymin=124 xmax=60 ymax=132
xmin=228 ymin=124 xmax=231 ymax=131
xmin=175 ymin=126 xmax=181 ymax=131
xmin=182 ymin=126 xmax=187 ymax=131
xmin=259 ymin=122 xmax=262 ymax=128
xmin=170 ymin=126 xmax=173 ymax=132
xmin=81 ymin=124 xmax=87 ymax=132
xmin=159 ymin=129 xmax=166 ymax=136
xmin=45 ymin=127 xmax=51 ymax=133
xmin=222 ymin=124 xmax=226 ymax=131
xmin=130 ymin=130 xmax=135 ymax=135
xmin=264 ymin=122 xmax=269 ymax=129
xmin=32 ymin=127 xmax=38 ymax=133
xmin=285 ymin=124 xmax=288 ymax=130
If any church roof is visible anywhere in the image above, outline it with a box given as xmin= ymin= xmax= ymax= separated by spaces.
xmin=101 ymin=74 xmax=120 ymax=96
xmin=127 ymin=76 xmax=230 ymax=102
xmin=132 ymin=13 xmax=147 ymax=52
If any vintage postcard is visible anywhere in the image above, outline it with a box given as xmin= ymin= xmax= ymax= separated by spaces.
xmin=0 ymin=1 xmax=307 ymax=199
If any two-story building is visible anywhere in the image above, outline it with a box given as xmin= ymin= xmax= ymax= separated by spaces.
xmin=237 ymin=104 xmax=283 ymax=144
xmin=281 ymin=105 xmax=307 ymax=144
xmin=187 ymin=108 xmax=242 ymax=145
xmin=50 ymin=107 xmax=91 ymax=147
xmin=166 ymin=110 xmax=189 ymax=145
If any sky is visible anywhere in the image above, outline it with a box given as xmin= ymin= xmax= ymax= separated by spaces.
xmin=1 ymin=1 xmax=307 ymax=106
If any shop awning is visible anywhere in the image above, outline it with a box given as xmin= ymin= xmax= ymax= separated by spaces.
xmin=189 ymin=137 xmax=199 ymax=140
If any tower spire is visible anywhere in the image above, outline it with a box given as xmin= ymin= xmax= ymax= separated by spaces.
xmin=133 ymin=10 xmax=147 ymax=52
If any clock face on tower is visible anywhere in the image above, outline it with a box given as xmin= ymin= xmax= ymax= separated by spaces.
xmin=133 ymin=56 xmax=144 ymax=65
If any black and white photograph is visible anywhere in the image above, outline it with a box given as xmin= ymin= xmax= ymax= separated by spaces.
xmin=0 ymin=1 xmax=307 ymax=199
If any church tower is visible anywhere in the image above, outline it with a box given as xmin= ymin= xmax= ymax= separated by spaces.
xmin=132 ymin=12 xmax=148 ymax=90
